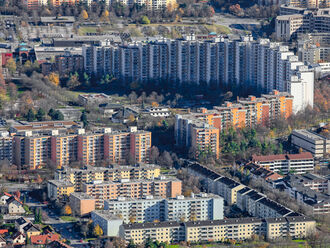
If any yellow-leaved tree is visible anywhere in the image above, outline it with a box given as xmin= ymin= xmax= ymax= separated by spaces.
xmin=93 ymin=224 xmax=103 ymax=237
xmin=64 ymin=205 xmax=72 ymax=215
xmin=81 ymin=10 xmax=89 ymax=20
xmin=48 ymin=72 xmax=60 ymax=86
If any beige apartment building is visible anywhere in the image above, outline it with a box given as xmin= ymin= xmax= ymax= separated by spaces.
xmin=119 ymin=216 xmax=315 ymax=244
xmin=55 ymin=164 xmax=160 ymax=191
xmin=82 ymin=178 xmax=182 ymax=208
xmin=69 ymin=192 xmax=96 ymax=216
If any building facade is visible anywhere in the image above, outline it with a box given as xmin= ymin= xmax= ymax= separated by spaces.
xmin=82 ymin=36 xmax=314 ymax=113
xmin=252 ymin=152 xmax=314 ymax=174
xmin=104 ymin=193 xmax=224 ymax=223
xmin=82 ymin=178 xmax=182 ymax=208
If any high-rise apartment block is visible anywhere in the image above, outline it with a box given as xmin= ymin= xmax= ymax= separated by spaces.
xmin=82 ymin=177 xmax=182 ymax=208
xmin=55 ymin=53 xmax=84 ymax=76
xmin=83 ymin=36 xmax=313 ymax=113
xmin=104 ymin=193 xmax=224 ymax=223
xmin=175 ymin=91 xmax=293 ymax=157
xmin=55 ymin=164 xmax=161 ymax=191
xmin=11 ymin=124 xmax=151 ymax=169
xmin=282 ymin=0 xmax=330 ymax=8
xmin=0 ymin=132 xmax=13 ymax=164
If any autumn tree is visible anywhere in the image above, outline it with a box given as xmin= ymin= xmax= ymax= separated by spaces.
xmin=101 ymin=10 xmax=110 ymax=22
xmin=5 ymin=58 xmax=16 ymax=75
xmin=93 ymin=224 xmax=103 ymax=237
xmin=80 ymin=10 xmax=88 ymax=20
xmin=63 ymin=205 xmax=72 ymax=215
xmin=8 ymin=83 xmax=18 ymax=100
xmin=48 ymin=72 xmax=60 ymax=86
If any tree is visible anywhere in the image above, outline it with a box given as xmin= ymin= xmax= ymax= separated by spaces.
xmin=53 ymin=110 xmax=64 ymax=121
xmin=80 ymin=10 xmax=88 ymax=20
xmin=149 ymin=146 xmax=160 ymax=164
xmin=140 ymin=16 xmax=150 ymax=24
xmin=26 ymin=109 xmax=35 ymax=121
xmin=63 ymin=205 xmax=72 ymax=215
xmin=93 ymin=224 xmax=103 ymax=237
xmin=36 ymin=108 xmax=46 ymax=121
xmin=5 ymin=58 xmax=16 ymax=75
xmin=48 ymin=72 xmax=60 ymax=86
xmin=129 ymin=215 xmax=136 ymax=223
xmin=67 ymin=73 xmax=81 ymax=89
xmin=80 ymin=111 xmax=88 ymax=127
xmin=8 ymin=83 xmax=18 ymax=100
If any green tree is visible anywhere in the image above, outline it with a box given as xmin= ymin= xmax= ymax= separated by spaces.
xmin=81 ymin=111 xmax=88 ymax=127
xmin=48 ymin=108 xmax=55 ymax=119
xmin=127 ymin=240 xmax=136 ymax=248
xmin=140 ymin=16 xmax=150 ymax=24
xmin=26 ymin=109 xmax=35 ymax=122
xmin=36 ymin=108 xmax=46 ymax=121
xmin=53 ymin=110 xmax=64 ymax=121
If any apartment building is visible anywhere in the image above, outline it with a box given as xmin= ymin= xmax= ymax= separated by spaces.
xmin=186 ymin=162 xmax=298 ymax=219
xmin=119 ymin=216 xmax=315 ymax=244
xmin=175 ymin=91 xmax=293 ymax=156
xmin=55 ymin=53 xmax=84 ymax=76
xmin=69 ymin=192 xmax=96 ymax=216
xmin=276 ymin=8 xmax=330 ymax=41
xmin=274 ymin=175 xmax=330 ymax=215
xmin=236 ymin=187 xmax=295 ymax=218
xmin=242 ymin=162 xmax=284 ymax=182
xmin=82 ymin=36 xmax=313 ymax=113
xmin=129 ymin=128 xmax=152 ymax=163
xmin=47 ymin=180 xmax=75 ymax=200
xmin=283 ymin=0 xmax=330 ymax=8
xmin=51 ymin=134 xmax=78 ymax=168
xmin=0 ymin=132 xmax=13 ymax=164
xmin=291 ymin=129 xmax=330 ymax=157
xmin=82 ymin=178 xmax=182 ymax=208
xmin=252 ymin=152 xmax=314 ymax=174
xmin=91 ymin=211 xmax=123 ymax=237
xmin=55 ymin=164 xmax=160 ymax=191
xmin=11 ymin=125 xmax=151 ymax=168
xmin=103 ymin=193 xmax=224 ymax=223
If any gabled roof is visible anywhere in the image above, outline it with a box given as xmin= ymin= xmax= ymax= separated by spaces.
xmin=15 ymin=217 xmax=30 ymax=226
xmin=0 ymin=235 xmax=5 ymax=243
xmin=11 ymin=231 xmax=25 ymax=240
xmin=6 ymin=196 xmax=23 ymax=205
xmin=31 ymin=233 xmax=59 ymax=245
xmin=47 ymin=240 xmax=74 ymax=248
xmin=23 ymin=223 xmax=40 ymax=233
xmin=0 ymin=229 xmax=8 ymax=235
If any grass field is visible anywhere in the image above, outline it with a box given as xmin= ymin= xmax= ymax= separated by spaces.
xmin=60 ymin=216 xmax=77 ymax=222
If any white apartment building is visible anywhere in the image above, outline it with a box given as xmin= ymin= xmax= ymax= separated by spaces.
xmin=104 ymin=193 xmax=224 ymax=223
xmin=82 ymin=36 xmax=314 ymax=113
xmin=252 ymin=152 xmax=314 ymax=174
xmin=291 ymin=129 xmax=330 ymax=157
xmin=275 ymin=8 xmax=330 ymax=41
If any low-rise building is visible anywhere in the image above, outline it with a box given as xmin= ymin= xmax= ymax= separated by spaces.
xmin=242 ymin=162 xmax=284 ymax=182
xmin=144 ymin=107 xmax=171 ymax=117
xmin=78 ymin=93 xmax=110 ymax=106
xmin=6 ymin=197 xmax=25 ymax=215
xmin=91 ymin=211 xmax=123 ymax=237
xmin=69 ymin=192 xmax=96 ymax=216
xmin=104 ymin=193 xmax=224 ymax=223
xmin=252 ymin=152 xmax=314 ymax=174
xmin=273 ymin=175 xmax=330 ymax=215
xmin=291 ymin=129 xmax=330 ymax=158
xmin=47 ymin=180 xmax=75 ymax=200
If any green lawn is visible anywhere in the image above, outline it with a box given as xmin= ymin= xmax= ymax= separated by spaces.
xmin=60 ymin=216 xmax=77 ymax=222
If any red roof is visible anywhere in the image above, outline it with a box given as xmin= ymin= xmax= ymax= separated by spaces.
xmin=286 ymin=152 xmax=313 ymax=160
xmin=0 ymin=229 xmax=8 ymax=234
xmin=3 ymin=192 xmax=12 ymax=197
xmin=252 ymin=152 xmax=313 ymax=162
xmin=252 ymin=154 xmax=286 ymax=162
xmin=31 ymin=233 xmax=60 ymax=245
